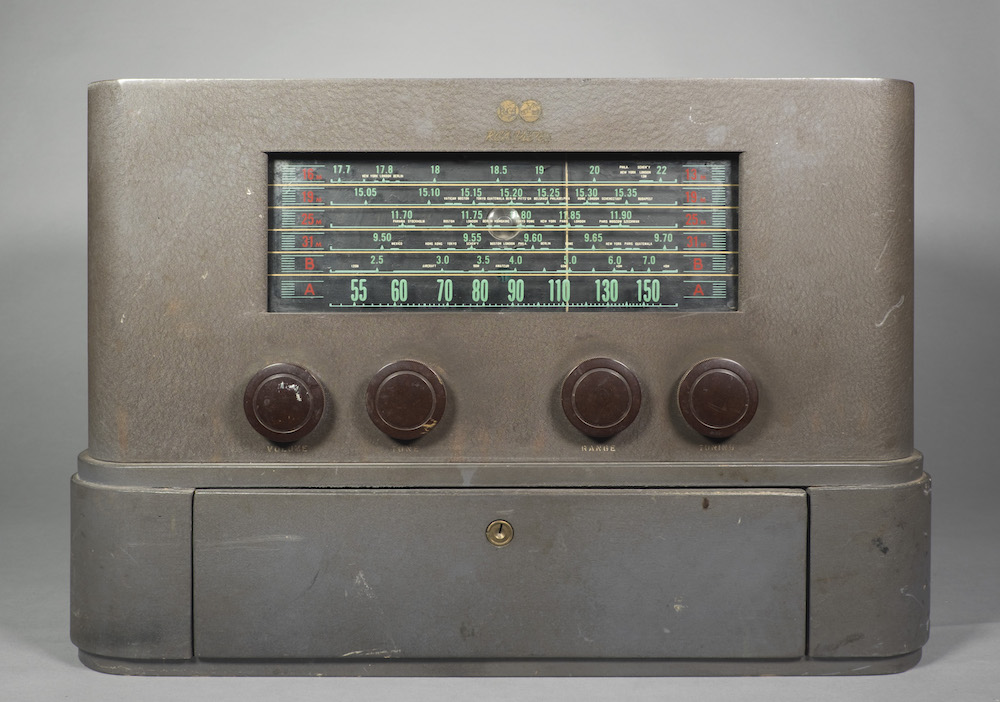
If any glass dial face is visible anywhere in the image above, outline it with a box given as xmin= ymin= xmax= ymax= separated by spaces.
xmin=268 ymin=154 xmax=737 ymax=312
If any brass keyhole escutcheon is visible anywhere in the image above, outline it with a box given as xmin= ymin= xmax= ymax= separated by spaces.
xmin=486 ymin=519 xmax=513 ymax=547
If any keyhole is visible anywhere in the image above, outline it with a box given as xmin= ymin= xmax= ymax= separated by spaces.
xmin=486 ymin=519 xmax=513 ymax=547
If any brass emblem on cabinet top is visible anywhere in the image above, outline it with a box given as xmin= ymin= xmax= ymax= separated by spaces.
xmin=497 ymin=99 xmax=542 ymax=123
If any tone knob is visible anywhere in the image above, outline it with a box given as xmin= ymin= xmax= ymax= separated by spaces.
xmin=677 ymin=358 xmax=758 ymax=439
xmin=244 ymin=363 xmax=325 ymax=443
xmin=561 ymin=358 xmax=641 ymax=438
xmin=367 ymin=360 xmax=446 ymax=440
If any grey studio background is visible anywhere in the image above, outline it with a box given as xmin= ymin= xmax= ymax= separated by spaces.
xmin=1 ymin=0 xmax=997 ymax=699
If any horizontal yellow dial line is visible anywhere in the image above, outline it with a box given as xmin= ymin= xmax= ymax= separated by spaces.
xmin=270 ymin=272 xmax=736 ymax=278
xmin=270 ymin=227 xmax=735 ymax=232
xmin=271 ymin=250 xmax=736 ymax=255
xmin=270 ymin=182 xmax=737 ymax=188
xmin=272 ymin=204 xmax=735 ymax=210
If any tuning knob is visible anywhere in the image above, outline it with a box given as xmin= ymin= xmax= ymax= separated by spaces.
xmin=367 ymin=360 xmax=447 ymax=440
xmin=677 ymin=358 xmax=758 ymax=439
xmin=561 ymin=358 xmax=642 ymax=438
xmin=244 ymin=363 xmax=325 ymax=443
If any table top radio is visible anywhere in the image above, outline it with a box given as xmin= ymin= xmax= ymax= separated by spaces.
xmin=72 ymin=78 xmax=929 ymax=675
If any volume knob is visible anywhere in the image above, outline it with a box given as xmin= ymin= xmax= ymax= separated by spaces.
xmin=244 ymin=363 xmax=325 ymax=443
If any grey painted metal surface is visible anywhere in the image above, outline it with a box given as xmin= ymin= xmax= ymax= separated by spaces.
xmin=193 ymin=489 xmax=807 ymax=659
xmin=86 ymin=78 xmax=914 ymax=466
xmin=809 ymin=475 xmax=932 ymax=658
xmin=76 ymin=650 xmax=924 ymax=677
xmin=74 ymin=78 xmax=928 ymax=675
xmin=70 ymin=476 xmax=193 ymax=660
xmin=76 ymin=450 xmax=926 ymax=489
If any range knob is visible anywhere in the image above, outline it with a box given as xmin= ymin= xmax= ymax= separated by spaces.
xmin=677 ymin=358 xmax=758 ymax=439
xmin=367 ymin=360 xmax=447 ymax=440
xmin=244 ymin=363 xmax=325 ymax=443
xmin=561 ymin=358 xmax=642 ymax=438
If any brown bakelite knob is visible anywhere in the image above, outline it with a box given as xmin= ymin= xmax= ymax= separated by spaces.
xmin=244 ymin=363 xmax=325 ymax=443
xmin=562 ymin=358 xmax=641 ymax=438
xmin=367 ymin=360 xmax=446 ymax=440
xmin=678 ymin=358 xmax=758 ymax=439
